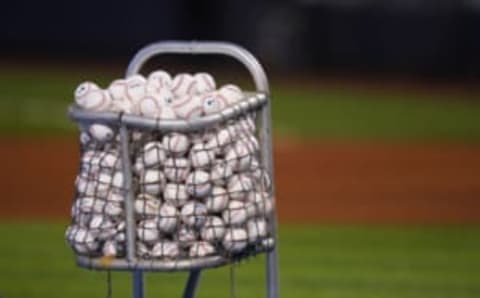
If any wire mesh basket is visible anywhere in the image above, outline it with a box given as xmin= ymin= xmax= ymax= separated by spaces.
xmin=66 ymin=41 xmax=278 ymax=282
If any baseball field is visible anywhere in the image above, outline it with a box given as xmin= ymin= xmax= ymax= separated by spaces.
xmin=1 ymin=64 xmax=480 ymax=297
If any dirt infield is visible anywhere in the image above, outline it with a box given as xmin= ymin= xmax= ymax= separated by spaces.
xmin=1 ymin=138 xmax=479 ymax=223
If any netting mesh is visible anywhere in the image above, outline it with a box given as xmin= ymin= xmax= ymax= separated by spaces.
xmin=66 ymin=112 xmax=274 ymax=268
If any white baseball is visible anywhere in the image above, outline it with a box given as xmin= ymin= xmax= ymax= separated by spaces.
xmin=73 ymin=197 xmax=122 ymax=216
xmin=106 ymin=190 xmax=125 ymax=203
xmin=222 ymin=228 xmax=248 ymax=253
xmin=227 ymin=174 xmax=254 ymax=200
xmin=222 ymin=200 xmax=248 ymax=226
xmin=139 ymin=169 xmax=166 ymax=195
xmin=246 ymin=192 xmax=274 ymax=218
xmin=189 ymin=143 xmax=215 ymax=168
xmin=137 ymin=94 xmax=176 ymax=119
xmin=210 ymin=160 xmax=234 ymax=185
xmin=200 ymin=92 xmax=229 ymax=115
xmin=75 ymin=174 xmax=96 ymax=196
xmin=236 ymin=116 xmax=256 ymax=134
xmin=102 ymin=240 xmax=118 ymax=257
xmin=205 ymin=125 xmax=237 ymax=151
xmin=162 ymin=133 xmax=191 ymax=156
xmin=108 ymin=79 xmax=127 ymax=101
xmin=146 ymin=70 xmax=172 ymax=95
xmin=135 ymin=194 xmax=161 ymax=217
xmin=246 ymin=218 xmax=268 ymax=243
xmin=180 ymin=201 xmax=208 ymax=228
xmin=192 ymin=72 xmax=216 ymax=94
xmin=125 ymin=74 xmax=147 ymax=104
xmin=136 ymin=242 xmax=150 ymax=257
xmin=171 ymin=73 xmax=196 ymax=97
xmin=163 ymin=183 xmax=189 ymax=207
xmin=140 ymin=141 xmax=167 ymax=168
xmin=177 ymin=225 xmax=198 ymax=246
xmin=75 ymin=81 xmax=112 ymax=111
xmin=218 ymin=84 xmax=243 ymax=105
xmin=68 ymin=226 xmax=99 ymax=254
xmin=157 ymin=202 xmax=178 ymax=233
xmin=137 ymin=219 xmax=160 ymax=243
xmin=88 ymin=124 xmax=115 ymax=143
xmin=186 ymin=170 xmax=212 ymax=198
xmin=204 ymin=186 xmax=229 ymax=213
xmin=88 ymin=214 xmax=116 ymax=240
xmin=238 ymin=134 xmax=259 ymax=153
xmin=172 ymin=94 xmax=203 ymax=119
xmin=164 ymin=157 xmax=191 ymax=182
xmin=225 ymin=141 xmax=253 ymax=171
xmin=151 ymin=241 xmax=180 ymax=258
xmin=200 ymin=216 xmax=226 ymax=241
xmin=189 ymin=241 xmax=216 ymax=257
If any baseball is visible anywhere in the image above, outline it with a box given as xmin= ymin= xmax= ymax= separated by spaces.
xmin=186 ymin=170 xmax=212 ymax=198
xmin=68 ymin=226 xmax=99 ymax=254
xmin=106 ymin=190 xmax=125 ymax=203
xmin=140 ymin=141 xmax=167 ymax=168
xmin=163 ymin=183 xmax=189 ymax=207
xmin=88 ymin=124 xmax=115 ymax=143
xmin=125 ymin=74 xmax=147 ymax=104
xmin=151 ymin=241 xmax=180 ymax=258
xmin=102 ymin=240 xmax=118 ymax=257
xmin=238 ymin=134 xmax=259 ymax=153
xmin=204 ymin=186 xmax=229 ymax=213
xmin=192 ymin=72 xmax=216 ymax=95
xmin=108 ymin=79 xmax=127 ymax=101
xmin=261 ymin=237 xmax=275 ymax=250
xmin=134 ymin=194 xmax=161 ymax=217
xmin=222 ymin=228 xmax=248 ymax=253
xmin=210 ymin=160 xmax=234 ymax=185
xmin=162 ymin=133 xmax=191 ymax=156
xmin=157 ymin=202 xmax=178 ymax=233
xmin=136 ymin=242 xmax=150 ymax=258
xmin=137 ymin=219 xmax=160 ymax=243
xmin=75 ymin=82 xmax=112 ymax=111
xmin=137 ymin=94 xmax=176 ymax=119
xmin=246 ymin=192 xmax=274 ymax=218
xmin=222 ymin=200 xmax=248 ymax=226
xmin=189 ymin=241 xmax=216 ymax=258
xmin=139 ymin=169 xmax=166 ymax=195
xmin=164 ymin=157 xmax=191 ymax=182
xmin=88 ymin=214 xmax=116 ymax=240
xmin=205 ymin=125 xmax=237 ymax=151
xmin=236 ymin=116 xmax=256 ymax=134
xmin=225 ymin=141 xmax=253 ymax=171
xmin=189 ymin=143 xmax=215 ymax=169
xmin=177 ymin=225 xmax=198 ymax=246
xmin=180 ymin=201 xmax=208 ymax=228
xmin=73 ymin=197 xmax=122 ymax=216
xmin=200 ymin=216 xmax=226 ymax=242
xmin=246 ymin=218 xmax=268 ymax=243
xmin=75 ymin=175 xmax=96 ymax=197
xmin=98 ymin=150 xmax=122 ymax=169
xmin=172 ymin=94 xmax=203 ymax=119
xmin=218 ymin=84 xmax=243 ymax=105
xmin=200 ymin=92 xmax=229 ymax=115
xmin=171 ymin=73 xmax=196 ymax=97
xmin=227 ymin=174 xmax=254 ymax=200
xmin=146 ymin=70 xmax=172 ymax=95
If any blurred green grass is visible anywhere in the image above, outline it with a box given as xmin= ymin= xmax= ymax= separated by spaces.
xmin=1 ymin=69 xmax=480 ymax=141
xmin=1 ymin=223 xmax=479 ymax=298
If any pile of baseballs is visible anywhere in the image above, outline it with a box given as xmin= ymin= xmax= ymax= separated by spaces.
xmin=66 ymin=70 xmax=275 ymax=261
xmin=74 ymin=71 xmax=245 ymax=144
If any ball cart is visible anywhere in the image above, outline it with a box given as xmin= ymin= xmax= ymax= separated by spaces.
xmin=67 ymin=41 xmax=279 ymax=298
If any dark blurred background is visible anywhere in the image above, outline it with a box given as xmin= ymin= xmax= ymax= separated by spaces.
xmin=3 ymin=0 xmax=480 ymax=76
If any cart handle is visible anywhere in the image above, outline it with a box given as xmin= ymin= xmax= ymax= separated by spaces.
xmin=126 ymin=41 xmax=270 ymax=94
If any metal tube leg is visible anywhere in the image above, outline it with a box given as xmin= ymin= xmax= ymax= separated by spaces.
xmin=183 ymin=270 xmax=202 ymax=298
xmin=133 ymin=270 xmax=144 ymax=298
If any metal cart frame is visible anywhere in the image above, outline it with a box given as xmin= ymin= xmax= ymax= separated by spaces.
xmin=69 ymin=41 xmax=279 ymax=298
